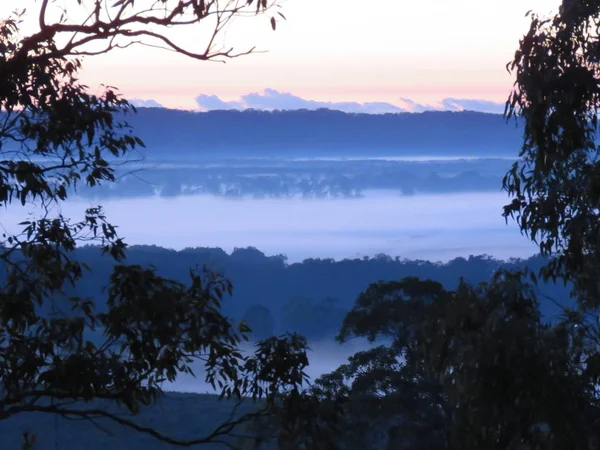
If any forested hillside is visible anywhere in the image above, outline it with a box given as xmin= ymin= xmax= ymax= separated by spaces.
xmin=123 ymin=109 xmax=523 ymax=158
xmin=29 ymin=245 xmax=570 ymax=340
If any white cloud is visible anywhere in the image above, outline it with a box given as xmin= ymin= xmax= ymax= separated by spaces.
xmin=195 ymin=89 xmax=407 ymax=114
xmin=129 ymin=98 xmax=164 ymax=108
xmin=193 ymin=94 xmax=244 ymax=110
xmin=441 ymin=98 xmax=507 ymax=114
xmin=194 ymin=89 xmax=506 ymax=114
xmin=397 ymin=97 xmax=506 ymax=114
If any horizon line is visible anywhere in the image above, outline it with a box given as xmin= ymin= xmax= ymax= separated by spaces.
xmin=129 ymin=105 xmax=508 ymax=116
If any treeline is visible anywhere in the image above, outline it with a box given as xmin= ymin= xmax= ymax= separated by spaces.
xmin=122 ymin=108 xmax=523 ymax=158
xmin=45 ymin=245 xmax=571 ymax=340
xmin=78 ymin=158 xmax=511 ymax=199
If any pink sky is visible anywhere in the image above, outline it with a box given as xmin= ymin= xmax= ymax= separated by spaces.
xmin=2 ymin=0 xmax=560 ymax=110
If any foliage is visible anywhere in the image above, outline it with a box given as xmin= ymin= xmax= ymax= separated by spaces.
xmin=418 ymin=270 xmax=598 ymax=449
xmin=311 ymin=345 xmax=447 ymax=450
xmin=36 ymin=245 xmax=570 ymax=340
xmin=503 ymin=1 xmax=600 ymax=305
xmin=0 ymin=1 xmax=325 ymax=448
xmin=311 ymin=273 xmax=600 ymax=449
xmin=490 ymin=4 xmax=600 ymax=445
xmin=293 ymin=4 xmax=600 ymax=447
xmin=310 ymin=277 xmax=450 ymax=449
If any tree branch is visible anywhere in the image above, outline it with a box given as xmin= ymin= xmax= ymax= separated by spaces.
xmin=2 ymin=401 xmax=271 ymax=448
xmin=19 ymin=0 xmax=279 ymax=64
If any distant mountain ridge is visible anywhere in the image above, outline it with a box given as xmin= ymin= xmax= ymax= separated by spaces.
xmin=125 ymin=108 xmax=524 ymax=159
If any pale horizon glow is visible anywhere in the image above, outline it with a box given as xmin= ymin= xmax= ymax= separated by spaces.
xmin=0 ymin=0 xmax=560 ymax=110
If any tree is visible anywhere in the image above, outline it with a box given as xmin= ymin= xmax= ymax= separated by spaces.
xmin=307 ymin=4 xmax=600 ymax=448
xmin=415 ymin=271 xmax=598 ymax=450
xmin=313 ymin=274 xmax=600 ymax=449
xmin=500 ymin=7 xmax=600 ymax=446
xmin=310 ymin=277 xmax=450 ymax=450
xmin=0 ymin=1 xmax=317 ymax=447
xmin=503 ymin=1 xmax=600 ymax=306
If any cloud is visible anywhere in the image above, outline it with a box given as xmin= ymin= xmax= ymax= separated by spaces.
xmin=194 ymin=94 xmax=244 ymax=110
xmin=195 ymin=89 xmax=407 ymax=114
xmin=397 ymin=97 xmax=506 ymax=114
xmin=129 ymin=98 xmax=164 ymax=108
xmin=397 ymin=97 xmax=436 ymax=113
xmin=194 ymin=89 xmax=506 ymax=115
xmin=441 ymin=98 xmax=506 ymax=114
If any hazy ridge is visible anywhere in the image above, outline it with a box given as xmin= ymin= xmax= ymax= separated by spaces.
xmin=124 ymin=109 xmax=523 ymax=158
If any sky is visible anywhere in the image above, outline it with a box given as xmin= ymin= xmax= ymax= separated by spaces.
xmin=1 ymin=0 xmax=559 ymax=111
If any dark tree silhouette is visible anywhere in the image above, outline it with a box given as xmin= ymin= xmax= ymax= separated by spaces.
xmin=303 ymin=3 xmax=600 ymax=447
xmin=310 ymin=272 xmax=600 ymax=449
xmin=503 ymin=1 xmax=600 ymax=306
xmin=0 ymin=2 xmax=325 ymax=448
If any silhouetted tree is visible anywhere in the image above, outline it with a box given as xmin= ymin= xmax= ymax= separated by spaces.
xmin=311 ymin=278 xmax=450 ymax=450
xmin=503 ymin=2 xmax=600 ymax=305
xmin=0 ymin=2 xmax=325 ymax=448
xmin=311 ymin=272 xmax=600 ymax=449
xmin=305 ymin=4 xmax=600 ymax=447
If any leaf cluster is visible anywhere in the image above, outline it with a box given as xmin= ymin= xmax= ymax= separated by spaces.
xmin=0 ymin=5 xmax=310 ymax=448
xmin=503 ymin=2 xmax=600 ymax=304
xmin=310 ymin=272 xmax=600 ymax=449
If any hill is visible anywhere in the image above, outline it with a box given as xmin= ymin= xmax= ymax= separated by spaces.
xmin=124 ymin=108 xmax=523 ymax=158
xmin=21 ymin=246 xmax=571 ymax=340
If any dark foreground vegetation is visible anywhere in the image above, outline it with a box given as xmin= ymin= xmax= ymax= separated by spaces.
xmin=1 ymin=393 xmax=260 ymax=450
xmin=3 ymin=1 xmax=600 ymax=449
xmin=0 ymin=246 xmax=581 ymax=449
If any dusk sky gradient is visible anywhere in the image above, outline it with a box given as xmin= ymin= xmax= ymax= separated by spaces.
xmin=2 ymin=0 xmax=559 ymax=110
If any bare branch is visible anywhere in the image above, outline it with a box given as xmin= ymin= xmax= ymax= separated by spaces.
xmin=0 ymin=2 xmax=304 ymax=448
xmin=2 ymin=402 xmax=271 ymax=448
xmin=18 ymin=0 xmax=281 ymax=64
